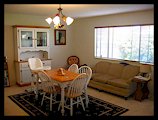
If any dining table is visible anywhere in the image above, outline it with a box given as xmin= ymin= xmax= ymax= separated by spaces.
xmin=44 ymin=68 xmax=79 ymax=116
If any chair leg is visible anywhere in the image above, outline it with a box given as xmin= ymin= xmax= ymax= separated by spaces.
xmin=80 ymin=96 xmax=85 ymax=111
xmin=41 ymin=92 xmax=46 ymax=106
xmin=31 ymin=81 xmax=35 ymax=89
xmin=58 ymin=102 xmax=61 ymax=111
xmin=35 ymin=92 xmax=38 ymax=100
xmin=85 ymin=92 xmax=89 ymax=108
xmin=70 ymin=98 xmax=73 ymax=116
xmin=31 ymin=81 xmax=36 ymax=93
xmin=50 ymin=94 xmax=52 ymax=111
xmin=77 ymin=97 xmax=79 ymax=108
xmin=32 ymin=74 xmax=39 ymax=100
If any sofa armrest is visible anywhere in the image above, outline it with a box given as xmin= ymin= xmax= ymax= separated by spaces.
xmin=126 ymin=77 xmax=135 ymax=84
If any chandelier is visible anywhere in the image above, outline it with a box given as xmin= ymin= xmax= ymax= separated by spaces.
xmin=45 ymin=4 xmax=74 ymax=29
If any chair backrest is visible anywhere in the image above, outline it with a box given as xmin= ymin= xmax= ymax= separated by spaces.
xmin=38 ymin=71 xmax=56 ymax=92
xmin=67 ymin=56 xmax=80 ymax=67
xmin=67 ymin=73 xmax=88 ymax=98
xmin=68 ymin=64 xmax=79 ymax=73
xmin=28 ymin=58 xmax=43 ymax=71
xmin=78 ymin=66 xmax=92 ymax=89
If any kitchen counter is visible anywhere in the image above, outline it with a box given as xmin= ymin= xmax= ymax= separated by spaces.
xmin=14 ymin=59 xmax=52 ymax=63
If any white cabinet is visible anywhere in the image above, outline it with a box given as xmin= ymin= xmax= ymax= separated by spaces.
xmin=15 ymin=60 xmax=52 ymax=86
xmin=13 ymin=25 xmax=52 ymax=86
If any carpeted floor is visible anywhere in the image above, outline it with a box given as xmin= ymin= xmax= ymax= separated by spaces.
xmin=8 ymin=92 xmax=128 ymax=116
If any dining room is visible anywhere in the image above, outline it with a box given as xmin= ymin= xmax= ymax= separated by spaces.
xmin=4 ymin=4 xmax=154 ymax=117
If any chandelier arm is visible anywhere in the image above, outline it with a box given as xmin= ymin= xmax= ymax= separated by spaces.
xmin=60 ymin=10 xmax=65 ymax=17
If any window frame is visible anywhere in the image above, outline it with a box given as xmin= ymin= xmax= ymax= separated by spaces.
xmin=94 ymin=24 xmax=154 ymax=64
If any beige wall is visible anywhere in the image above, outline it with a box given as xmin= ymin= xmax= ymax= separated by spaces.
xmin=4 ymin=9 xmax=154 ymax=100
xmin=4 ymin=25 xmax=15 ymax=85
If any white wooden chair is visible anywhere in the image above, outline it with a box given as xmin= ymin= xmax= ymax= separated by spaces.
xmin=58 ymin=73 xmax=88 ymax=116
xmin=28 ymin=58 xmax=51 ymax=99
xmin=78 ymin=66 xmax=92 ymax=107
xmin=38 ymin=71 xmax=61 ymax=111
xmin=68 ymin=63 xmax=78 ymax=73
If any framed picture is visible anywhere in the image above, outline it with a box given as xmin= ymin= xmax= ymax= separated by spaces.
xmin=54 ymin=29 xmax=66 ymax=45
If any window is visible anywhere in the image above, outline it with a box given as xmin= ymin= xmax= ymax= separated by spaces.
xmin=95 ymin=25 xmax=154 ymax=63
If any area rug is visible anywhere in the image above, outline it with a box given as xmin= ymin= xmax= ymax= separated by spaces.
xmin=8 ymin=92 xmax=128 ymax=116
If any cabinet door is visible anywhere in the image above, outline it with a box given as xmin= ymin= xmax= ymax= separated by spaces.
xmin=20 ymin=62 xmax=32 ymax=84
xmin=18 ymin=29 xmax=34 ymax=48
xmin=21 ymin=69 xmax=32 ymax=84
xmin=35 ymin=29 xmax=49 ymax=48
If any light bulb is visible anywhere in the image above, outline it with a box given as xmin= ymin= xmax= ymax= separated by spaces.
xmin=66 ymin=17 xmax=74 ymax=25
xmin=45 ymin=17 xmax=53 ymax=24
xmin=53 ymin=15 xmax=60 ymax=25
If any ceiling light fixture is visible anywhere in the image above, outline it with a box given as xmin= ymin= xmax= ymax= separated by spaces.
xmin=45 ymin=4 xmax=74 ymax=29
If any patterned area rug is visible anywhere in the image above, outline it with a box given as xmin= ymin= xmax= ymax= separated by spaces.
xmin=8 ymin=92 xmax=128 ymax=116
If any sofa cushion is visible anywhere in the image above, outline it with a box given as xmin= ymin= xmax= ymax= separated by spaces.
xmin=121 ymin=65 xmax=140 ymax=80
xmin=94 ymin=61 xmax=111 ymax=74
xmin=108 ymin=63 xmax=124 ymax=78
xmin=92 ymin=73 xmax=116 ymax=84
xmin=106 ymin=79 xmax=130 ymax=89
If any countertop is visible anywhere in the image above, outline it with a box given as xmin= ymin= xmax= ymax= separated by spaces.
xmin=14 ymin=59 xmax=52 ymax=63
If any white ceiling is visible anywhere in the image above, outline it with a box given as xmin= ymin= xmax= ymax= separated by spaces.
xmin=4 ymin=4 xmax=153 ymax=19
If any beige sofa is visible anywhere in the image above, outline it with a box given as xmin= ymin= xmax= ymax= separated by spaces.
xmin=88 ymin=61 xmax=140 ymax=99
